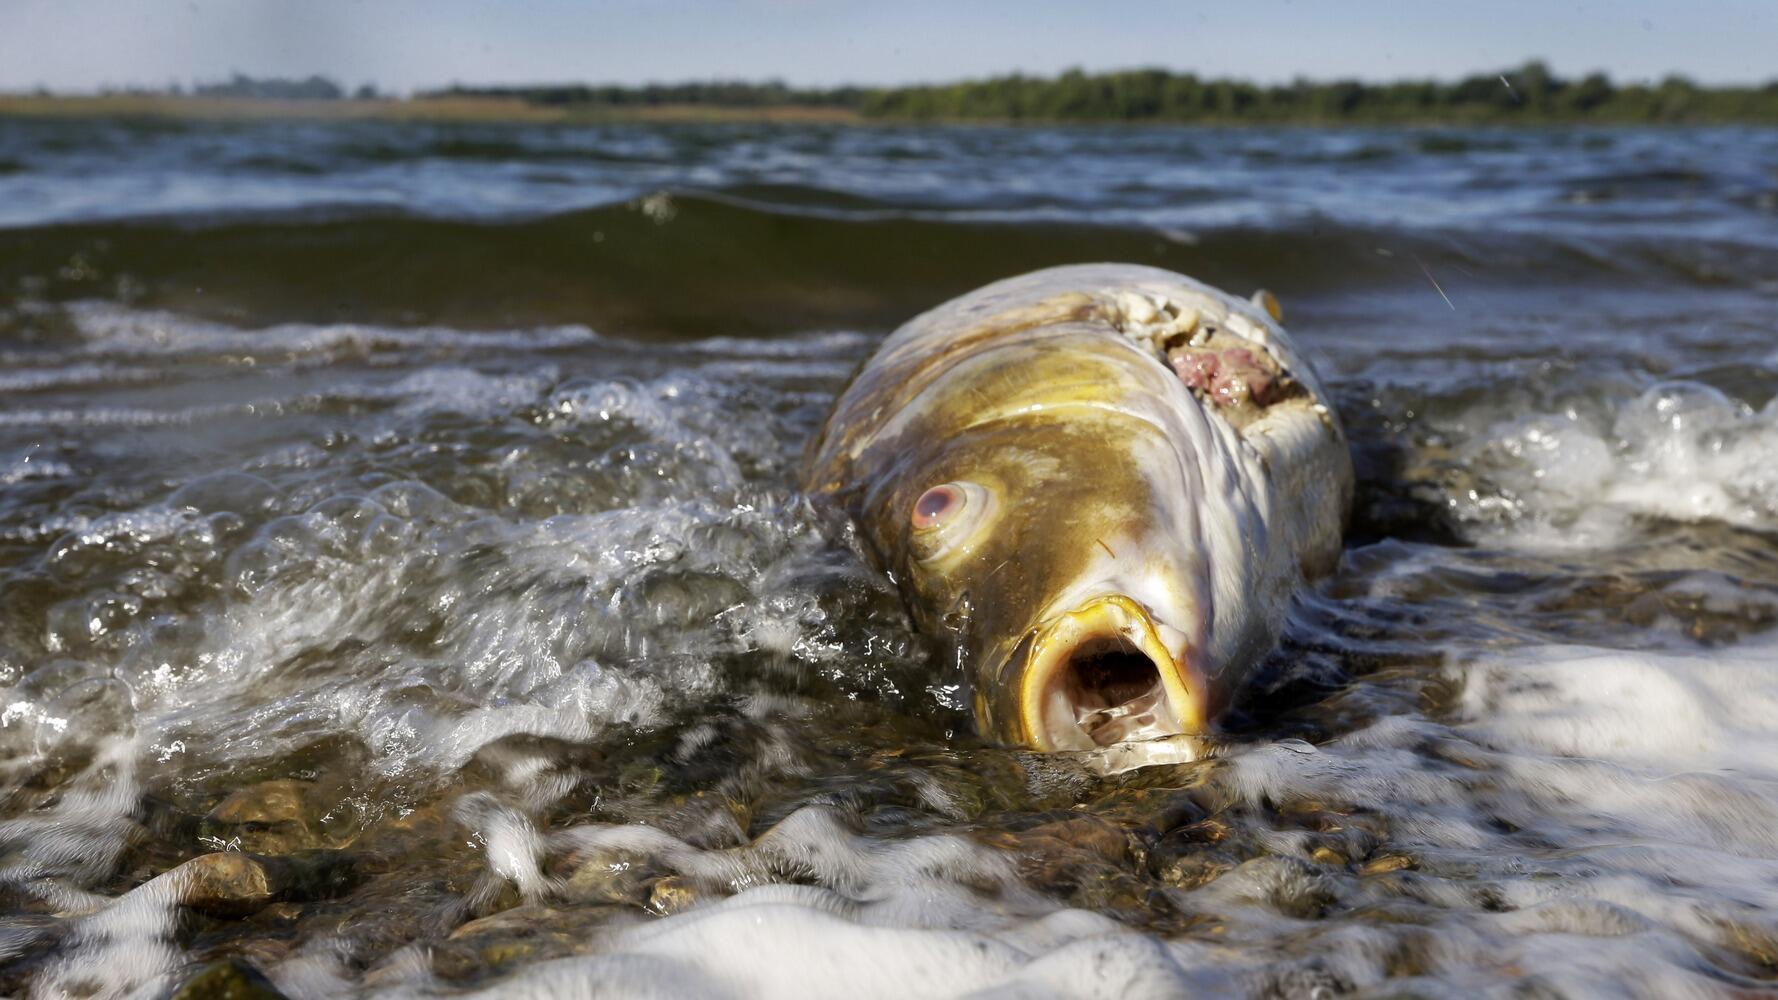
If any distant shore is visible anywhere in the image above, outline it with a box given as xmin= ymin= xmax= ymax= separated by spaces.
xmin=7 ymin=59 xmax=1778 ymax=127
xmin=0 ymin=94 xmax=864 ymax=124
xmin=6 ymin=94 xmax=1769 ymax=128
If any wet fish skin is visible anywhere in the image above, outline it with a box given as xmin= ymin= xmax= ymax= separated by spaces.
xmin=804 ymin=264 xmax=1352 ymax=752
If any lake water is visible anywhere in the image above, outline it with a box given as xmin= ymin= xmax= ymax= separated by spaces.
xmin=2 ymin=118 xmax=1778 ymax=998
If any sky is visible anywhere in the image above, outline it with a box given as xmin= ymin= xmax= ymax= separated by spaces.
xmin=2 ymin=0 xmax=1774 ymax=95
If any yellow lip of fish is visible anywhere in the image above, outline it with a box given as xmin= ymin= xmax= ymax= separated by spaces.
xmin=1017 ymin=594 xmax=1209 ymax=751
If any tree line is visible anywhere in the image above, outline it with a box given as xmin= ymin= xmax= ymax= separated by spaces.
xmin=425 ymin=63 xmax=1778 ymax=124
xmin=434 ymin=80 xmax=865 ymax=109
xmin=854 ymin=63 xmax=1778 ymax=123
xmin=141 ymin=65 xmax=1778 ymax=123
xmin=426 ymin=61 xmax=1778 ymax=122
xmin=99 ymin=74 xmax=380 ymax=101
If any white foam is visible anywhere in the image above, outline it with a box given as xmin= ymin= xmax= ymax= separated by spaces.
xmin=1205 ymin=630 xmax=1778 ymax=994
xmin=1457 ymin=636 xmax=1778 ymax=860
xmin=550 ymin=891 xmax=1213 ymax=1000
xmin=1450 ymin=379 xmax=1778 ymax=547
xmin=428 ymin=806 xmax=1235 ymax=1000
xmin=1460 ymin=638 xmax=1778 ymax=774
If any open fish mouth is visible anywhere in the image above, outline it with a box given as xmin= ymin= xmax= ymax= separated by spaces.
xmin=1018 ymin=594 xmax=1207 ymax=751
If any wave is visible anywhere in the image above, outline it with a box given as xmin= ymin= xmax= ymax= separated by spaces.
xmin=3 ymin=191 xmax=1774 ymax=340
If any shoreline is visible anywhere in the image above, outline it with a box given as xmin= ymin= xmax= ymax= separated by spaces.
xmin=2 ymin=94 xmax=1774 ymax=128
xmin=0 ymin=94 xmax=864 ymax=124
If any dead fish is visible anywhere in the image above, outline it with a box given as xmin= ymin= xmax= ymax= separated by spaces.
xmin=804 ymin=265 xmax=1352 ymax=761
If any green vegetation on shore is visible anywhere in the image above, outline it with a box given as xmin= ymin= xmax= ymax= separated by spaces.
xmin=11 ymin=63 xmax=1778 ymax=125
xmin=434 ymin=62 xmax=1778 ymax=124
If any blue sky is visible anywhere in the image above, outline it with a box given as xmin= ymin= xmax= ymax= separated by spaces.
xmin=3 ymin=0 xmax=1774 ymax=94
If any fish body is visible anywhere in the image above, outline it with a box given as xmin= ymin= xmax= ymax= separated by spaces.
xmin=804 ymin=264 xmax=1352 ymax=756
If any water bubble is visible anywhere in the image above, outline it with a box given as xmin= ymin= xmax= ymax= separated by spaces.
xmin=360 ymin=514 xmax=416 ymax=557
xmin=618 ymin=568 xmax=752 ymax=632
xmin=223 ymin=514 xmax=323 ymax=597
xmin=167 ymin=472 xmax=282 ymax=518
xmin=1614 ymin=380 xmax=1749 ymax=451
xmin=45 ymin=590 xmax=144 ymax=651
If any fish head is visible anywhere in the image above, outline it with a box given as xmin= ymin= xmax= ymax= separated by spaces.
xmin=863 ymin=328 xmax=1248 ymax=752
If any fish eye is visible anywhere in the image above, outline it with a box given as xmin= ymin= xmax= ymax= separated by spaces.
xmin=913 ymin=483 xmax=966 ymax=530
xmin=909 ymin=481 xmax=994 ymax=564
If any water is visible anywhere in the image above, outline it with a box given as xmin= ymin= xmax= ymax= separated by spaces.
xmin=1 ymin=118 xmax=1777 ymax=998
